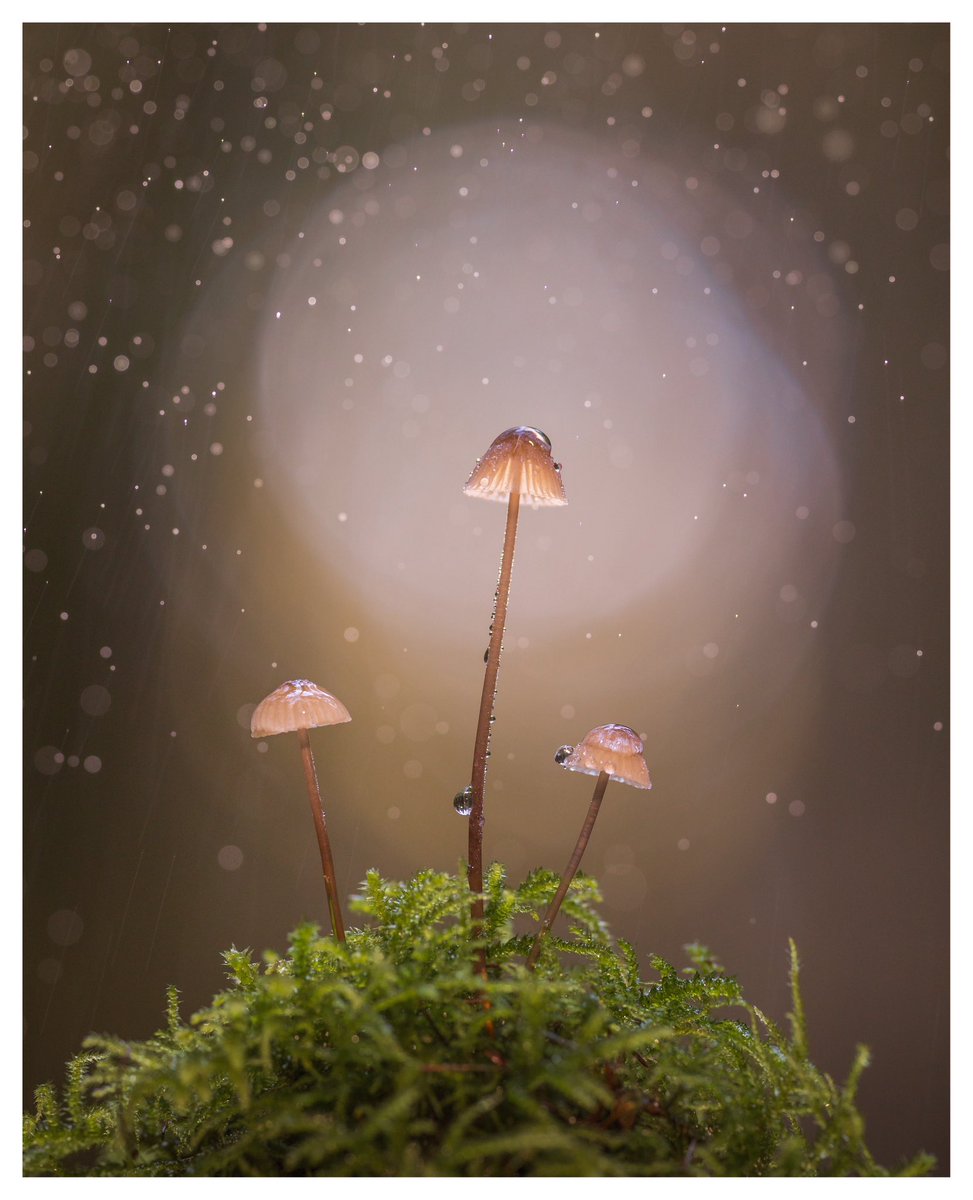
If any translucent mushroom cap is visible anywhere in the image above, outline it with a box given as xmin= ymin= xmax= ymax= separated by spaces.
xmin=250 ymin=679 xmax=352 ymax=738
xmin=463 ymin=426 xmax=567 ymax=508
xmin=557 ymin=724 xmax=652 ymax=789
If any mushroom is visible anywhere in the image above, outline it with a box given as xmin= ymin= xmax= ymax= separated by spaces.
xmin=526 ymin=724 xmax=651 ymax=970
xmin=250 ymin=679 xmax=351 ymax=942
xmin=461 ymin=427 xmax=567 ymax=929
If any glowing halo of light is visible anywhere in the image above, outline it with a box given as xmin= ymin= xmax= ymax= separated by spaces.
xmin=252 ymin=119 xmax=844 ymax=654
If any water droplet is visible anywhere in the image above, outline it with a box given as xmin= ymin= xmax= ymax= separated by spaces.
xmin=554 ymin=745 xmax=574 ymax=765
xmin=453 ymin=786 xmax=473 ymax=816
xmin=483 ymin=649 xmax=490 ymax=663
xmin=517 ymin=426 xmax=552 ymax=448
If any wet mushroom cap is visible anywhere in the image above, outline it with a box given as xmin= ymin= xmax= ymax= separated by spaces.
xmin=463 ymin=426 xmax=567 ymax=508
xmin=559 ymin=723 xmax=652 ymax=789
xmin=250 ymin=679 xmax=352 ymax=738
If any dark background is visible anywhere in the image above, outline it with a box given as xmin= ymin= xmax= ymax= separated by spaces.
xmin=23 ymin=23 xmax=948 ymax=1172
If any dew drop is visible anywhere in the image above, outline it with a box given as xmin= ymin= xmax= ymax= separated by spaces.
xmin=453 ymin=786 xmax=473 ymax=816
xmin=523 ymin=426 xmax=552 ymax=448
xmin=554 ymin=745 xmax=574 ymax=765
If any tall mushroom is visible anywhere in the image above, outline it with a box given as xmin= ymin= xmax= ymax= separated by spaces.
xmin=250 ymin=679 xmax=351 ymax=942
xmin=526 ymin=724 xmax=651 ymax=970
xmin=461 ymin=426 xmax=567 ymax=933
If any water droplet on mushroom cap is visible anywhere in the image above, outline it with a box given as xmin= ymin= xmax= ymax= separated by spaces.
xmin=554 ymin=745 xmax=574 ymax=765
xmin=513 ymin=425 xmax=551 ymax=448
xmin=453 ymin=786 xmax=473 ymax=816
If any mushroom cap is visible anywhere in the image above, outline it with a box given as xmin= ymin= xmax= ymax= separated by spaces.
xmin=463 ymin=426 xmax=567 ymax=508
xmin=558 ymin=723 xmax=652 ymax=789
xmin=250 ymin=679 xmax=352 ymax=738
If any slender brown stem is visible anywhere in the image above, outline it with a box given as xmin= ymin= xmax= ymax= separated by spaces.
xmin=298 ymin=727 xmax=346 ymax=942
xmin=526 ymin=771 xmax=610 ymax=970
xmin=468 ymin=490 xmax=521 ymax=934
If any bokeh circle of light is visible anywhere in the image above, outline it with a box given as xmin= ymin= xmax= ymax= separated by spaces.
xmin=254 ymin=119 xmax=843 ymax=647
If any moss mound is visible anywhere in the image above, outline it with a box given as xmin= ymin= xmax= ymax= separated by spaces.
xmin=23 ymin=866 xmax=933 ymax=1176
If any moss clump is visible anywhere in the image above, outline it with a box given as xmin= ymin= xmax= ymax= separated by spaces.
xmin=23 ymin=866 xmax=933 ymax=1177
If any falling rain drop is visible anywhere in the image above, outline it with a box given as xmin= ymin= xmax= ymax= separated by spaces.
xmin=554 ymin=745 xmax=574 ymax=765
xmin=453 ymin=786 xmax=473 ymax=816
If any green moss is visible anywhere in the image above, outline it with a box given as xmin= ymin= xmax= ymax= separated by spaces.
xmin=23 ymin=865 xmax=934 ymax=1177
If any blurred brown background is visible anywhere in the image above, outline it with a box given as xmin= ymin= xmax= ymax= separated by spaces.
xmin=24 ymin=23 xmax=948 ymax=1172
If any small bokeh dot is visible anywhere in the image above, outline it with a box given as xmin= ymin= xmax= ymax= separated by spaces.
xmin=47 ymin=909 xmax=84 ymax=946
xmin=34 ymin=745 xmax=63 ymax=775
xmin=218 ymin=844 xmax=244 ymax=870
xmin=80 ymin=684 xmax=112 ymax=716
xmin=766 ymin=792 xmax=778 ymax=804
xmin=788 ymin=800 xmax=806 ymax=817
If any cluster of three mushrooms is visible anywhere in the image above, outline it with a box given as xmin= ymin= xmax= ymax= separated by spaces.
xmin=246 ymin=426 xmax=652 ymax=963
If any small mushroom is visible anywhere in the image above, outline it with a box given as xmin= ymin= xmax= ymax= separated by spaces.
xmin=250 ymin=679 xmax=351 ymax=942
xmin=461 ymin=427 xmax=567 ymax=932
xmin=527 ymin=724 xmax=651 ymax=970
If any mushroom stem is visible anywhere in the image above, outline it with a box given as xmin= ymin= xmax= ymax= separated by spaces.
xmin=297 ymin=727 xmax=346 ymax=942
xmin=526 ymin=770 xmax=611 ymax=971
xmin=468 ymin=489 xmax=521 ymax=933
